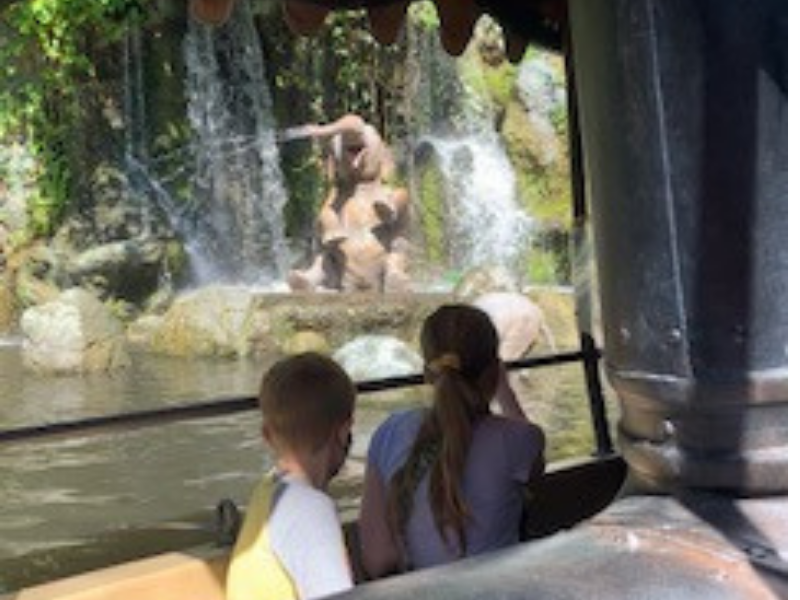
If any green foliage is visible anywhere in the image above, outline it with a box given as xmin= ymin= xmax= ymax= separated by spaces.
xmin=281 ymin=149 xmax=325 ymax=237
xmin=0 ymin=0 xmax=144 ymax=235
xmin=265 ymin=9 xmax=405 ymax=131
xmin=460 ymin=52 xmax=517 ymax=114
xmin=481 ymin=62 xmax=517 ymax=109
xmin=501 ymin=100 xmax=571 ymax=227
xmin=320 ymin=12 xmax=406 ymax=130
xmin=407 ymin=1 xmax=440 ymax=30
xmin=526 ymin=251 xmax=560 ymax=285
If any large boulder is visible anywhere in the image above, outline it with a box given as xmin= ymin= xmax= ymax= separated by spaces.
xmin=11 ymin=243 xmax=61 ymax=309
xmin=137 ymin=289 xmax=448 ymax=359
xmin=64 ymin=239 xmax=180 ymax=305
xmin=21 ymin=288 xmax=130 ymax=374
xmin=149 ymin=286 xmax=257 ymax=357
xmin=472 ymin=291 xmax=555 ymax=360
xmin=333 ymin=335 xmax=423 ymax=382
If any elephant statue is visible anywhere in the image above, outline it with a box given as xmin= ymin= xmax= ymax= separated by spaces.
xmin=287 ymin=114 xmax=411 ymax=293
xmin=472 ymin=292 xmax=556 ymax=360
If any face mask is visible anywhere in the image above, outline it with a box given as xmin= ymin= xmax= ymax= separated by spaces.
xmin=328 ymin=429 xmax=353 ymax=480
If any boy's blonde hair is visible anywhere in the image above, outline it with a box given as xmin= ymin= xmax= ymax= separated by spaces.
xmin=260 ymin=352 xmax=355 ymax=452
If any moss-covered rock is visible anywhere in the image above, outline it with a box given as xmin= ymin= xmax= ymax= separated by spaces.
xmin=281 ymin=330 xmax=331 ymax=355
xmin=151 ymin=286 xmax=258 ymax=357
xmin=0 ymin=273 xmax=17 ymax=334
xmin=21 ymin=288 xmax=130 ymax=374
xmin=414 ymin=156 xmax=448 ymax=266
xmin=501 ymin=99 xmax=570 ymax=229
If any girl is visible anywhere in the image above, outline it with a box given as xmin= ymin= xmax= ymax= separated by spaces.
xmin=358 ymin=304 xmax=546 ymax=577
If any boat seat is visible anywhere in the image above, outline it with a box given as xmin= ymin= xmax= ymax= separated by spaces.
xmin=4 ymin=549 xmax=229 ymax=600
xmin=522 ymin=454 xmax=628 ymax=540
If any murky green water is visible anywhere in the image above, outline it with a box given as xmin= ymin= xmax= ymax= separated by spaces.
xmin=0 ymin=340 xmax=601 ymax=592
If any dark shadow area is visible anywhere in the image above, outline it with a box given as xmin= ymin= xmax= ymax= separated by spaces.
xmin=522 ymin=454 xmax=627 ymax=540
xmin=680 ymin=2 xmax=787 ymax=592
xmin=677 ymin=491 xmax=787 ymax=591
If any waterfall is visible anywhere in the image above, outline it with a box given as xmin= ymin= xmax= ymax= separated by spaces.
xmin=403 ymin=18 xmax=464 ymax=138
xmin=121 ymin=20 xmax=157 ymax=240
xmin=123 ymin=24 xmax=147 ymax=162
xmin=420 ymin=136 xmax=533 ymax=271
xmin=121 ymin=18 xmax=210 ymax=285
xmin=183 ymin=0 xmax=288 ymax=284
xmin=405 ymin=18 xmax=534 ymax=275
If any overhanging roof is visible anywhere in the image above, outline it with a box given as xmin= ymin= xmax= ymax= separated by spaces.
xmin=190 ymin=0 xmax=566 ymax=60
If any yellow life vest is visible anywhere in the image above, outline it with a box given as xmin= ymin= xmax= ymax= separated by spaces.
xmin=226 ymin=475 xmax=297 ymax=600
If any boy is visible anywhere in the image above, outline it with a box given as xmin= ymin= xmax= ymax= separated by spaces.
xmin=227 ymin=353 xmax=355 ymax=600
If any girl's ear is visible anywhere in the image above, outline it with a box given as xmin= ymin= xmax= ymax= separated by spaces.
xmin=262 ymin=423 xmax=275 ymax=447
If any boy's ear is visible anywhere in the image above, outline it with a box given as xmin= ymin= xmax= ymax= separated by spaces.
xmin=336 ymin=416 xmax=354 ymax=445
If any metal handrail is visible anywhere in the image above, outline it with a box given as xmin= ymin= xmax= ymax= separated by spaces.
xmin=0 ymin=350 xmax=595 ymax=446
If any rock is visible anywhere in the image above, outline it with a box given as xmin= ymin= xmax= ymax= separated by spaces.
xmin=11 ymin=244 xmax=61 ymax=309
xmin=333 ymin=335 xmax=423 ymax=382
xmin=149 ymin=286 xmax=256 ymax=357
xmin=0 ymin=273 xmax=17 ymax=334
xmin=21 ymin=288 xmax=130 ymax=374
xmin=138 ymin=289 xmax=448 ymax=359
xmin=64 ymin=239 xmax=178 ymax=305
xmin=245 ymin=293 xmax=443 ymax=356
xmin=126 ymin=314 xmax=165 ymax=349
xmin=472 ymin=291 xmax=555 ymax=360
xmin=281 ymin=330 xmax=330 ymax=355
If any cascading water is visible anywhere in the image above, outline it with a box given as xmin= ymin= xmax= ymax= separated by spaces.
xmin=123 ymin=24 xmax=147 ymax=164
xmin=183 ymin=0 xmax=288 ymax=284
xmin=420 ymin=136 xmax=533 ymax=271
xmin=121 ymin=19 xmax=220 ymax=285
xmin=405 ymin=18 xmax=534 ymax=276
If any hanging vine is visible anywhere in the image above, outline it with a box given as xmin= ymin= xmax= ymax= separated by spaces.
xmin=0 ymin=0 xmax=143 ymax=235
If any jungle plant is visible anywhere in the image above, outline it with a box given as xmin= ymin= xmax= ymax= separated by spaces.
xmin=0 ymin=0 xmax=144 ymax=235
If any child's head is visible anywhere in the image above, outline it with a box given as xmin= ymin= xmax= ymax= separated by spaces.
xmin=421 ymin=304 xmax=500 ymax=401
xmin=389 ymin=304 xmax=501 ymax=554
xmin=259 ymin=353 xmax=355 ymax=482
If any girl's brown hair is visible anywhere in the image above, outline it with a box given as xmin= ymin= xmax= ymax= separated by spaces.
xmin=388 ymin=305 xmax=499 ymax=559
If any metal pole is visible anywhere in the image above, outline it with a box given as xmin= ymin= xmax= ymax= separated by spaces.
xmin=564 ymin=13 xmax=614 ymax=457
xmin=580 ymin=332 xmax=613 ymax=456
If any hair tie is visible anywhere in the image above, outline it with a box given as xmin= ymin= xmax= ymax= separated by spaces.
xmin=428 ymin=353 xmax=461 ymax=375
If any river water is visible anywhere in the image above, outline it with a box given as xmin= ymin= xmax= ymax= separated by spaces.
xmin=0 ymin=335 xmax=597 ymax=592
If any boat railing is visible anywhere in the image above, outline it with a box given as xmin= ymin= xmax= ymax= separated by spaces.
xmin=0 ymin=335 xmax=613 ymax=457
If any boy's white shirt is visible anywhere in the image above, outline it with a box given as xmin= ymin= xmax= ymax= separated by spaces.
xmin=270 ymin=473 xmax=354 ymax=600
